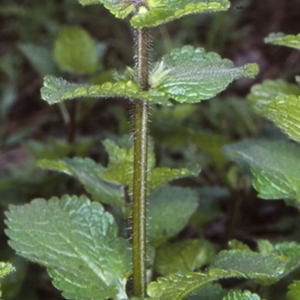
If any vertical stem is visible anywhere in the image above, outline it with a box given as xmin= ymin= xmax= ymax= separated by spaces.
xmin=132 ymin=27 xmax=149 ymax=297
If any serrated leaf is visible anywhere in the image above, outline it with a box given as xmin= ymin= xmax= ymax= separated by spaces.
xmin=147 ymin=271 xmax=246 ymax=300
xmin=5 ymin=195 xmax=131 ymax=300
xmin=53 ymin=26 xmax=98 ymax=75
xmin=260 ymin=95 xmax=300 ymax=143
xmin=150 ymin=46 xmax=258 ymax=103
xmin=78 ymin=0 xmax=229 ymax=28
xmin=41 ymin=75 xmax=170 ymax=105
xmin=265 ymin=33 xmax=300 ymax=50
xmin=147 ymin=184 xmax=199 ymax=247
xmin=210 ymin=249 xmax=285 ymax=285
xmin=287 ymin=281 xmax=300 ymax=300
xmin=131 ymin=0 xmax=230 ymax=28
xmin=223 ymin=290 xmax=261 ymax=300
xmin=38 ymin=158 xmax=125 ymax=207
xmin=154 ymin=239 xmax=214 ymax=276
xmin=223 ymin=140 xmax=300 ymax=201
xmin=247 ymin=79 xmax=300 ymax=114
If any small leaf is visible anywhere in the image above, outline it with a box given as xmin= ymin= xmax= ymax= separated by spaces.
xmin=223 ymin=140 xmax=300 ymax=201
xmin=223 ymin=290 xmax=261 ymax=300
xmin=41 ymin=75 xmax=170 ymax=105
xmin=154 ymin=239 xmax=214 ymax=276
xmin=150 ymin=46 xmax=258 ymax=103
xmin=287 ymin=281 xmax=300 ymax=300
xmin=5 ymin=195 xmax=131 ymax=300
xmin=148 ymin=165 xmax=200 ymax=193
xmin=53 ymin=26 xmax=98 ymax=75
xmin=131 ymin=0 xmax=230 ymax=28
xmin=38 ymin=158 xmax=125 ymax=207
xmin=147 ymin=184 xmax=199 ymax=247
xmin=247 ymin=79 xmax=300 ymax=114
xmin=265 ymin=33 xmax=300 ymax=50
xmin=0 ymin=262 xmax=14 ymax=279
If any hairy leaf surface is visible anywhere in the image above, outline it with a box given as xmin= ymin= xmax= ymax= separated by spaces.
xmin=5 ymin=195 xmax=131 ymax=299
xmin=41 ymin=75 xmax=170 ymax=105
xmin=265 ymin=33 xmax=300 ymax=50
xmin=78 ymin=0 xmax=230 ymax=28
xmin=150 ymin=46 xmax=258 ymax=103
xmin=223 ymin=140 xmax=300 ymax=201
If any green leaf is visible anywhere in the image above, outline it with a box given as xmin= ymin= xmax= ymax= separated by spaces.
xmin=210 ymin=249 xmax=285 ymax=285
xmin=147 ymin=271 xmax=246 ymax=300
xmin=223 ymin=290 xmax=261 ymax=300
xmin=259 ymin=95 xmax=300 ymax=143
xmin=0 ymin=262 xmax=14 ymax=279
xmin=265 ymin=33 xmax=300 ymax=50
xmin=154 ymin=239 xmax=214 ymax=276
xmin=287 ymin=281 xmax=300 ymax=300
xmin=150 ymin=46 xmax=258 ymax=103
xmin=148 ymin=165 xmax=200 ymax=193
xmin=247 ymin=79 xmax=300 ymax=114
xmin=38 ymin=158 xmax=125 ymax=207
xmin=41 ymin=75 xmax=170 ymax=105
xmin=53 ymin=26 xmax=98 ymax=75
xmin=5 ymin=195 xmax=131 ymax=300
xmin=147 ymin=184 xmax=199 ymax=247
xmin=18 ymin=43 xmax=58 ymax=77
xmin=131 ymin=0 xmax=230 ymax=28
xmin=78 ymin=0 xmax=230 ymax=28
xmin=185 ymin=283 xmax=226 ymax=300
xmin=223 ymin=140 xmax=300 ymax=201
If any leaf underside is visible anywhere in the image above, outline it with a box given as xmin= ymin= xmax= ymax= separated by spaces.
xmin=265 ymin=32 xmax=300 ymax=50
xmin=5 ymin=195 xmax=131 ymax=300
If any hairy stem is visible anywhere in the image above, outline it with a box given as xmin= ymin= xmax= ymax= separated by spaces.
xmin=132 ymin=27 xmax=150 ymax=297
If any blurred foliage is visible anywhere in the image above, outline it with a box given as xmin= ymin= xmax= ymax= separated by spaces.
xmin=1 ymin=0 xmax=300 ymax=299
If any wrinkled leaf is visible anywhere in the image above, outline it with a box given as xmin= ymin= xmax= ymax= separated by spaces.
xmin=38 ymin=158 xmax=125 ymax=207
xmin=223 ymin=290 xmax=261 ymax=300
xmin=78 ymin=0 xmax=230 ymax=28
xmin=186 ymin=283 xmax=226 ymax=300
xmin=247 ymin=79 xmax=300 ymax=114
xmin=0 ymin=262 xmax=14 ymax=279
xmin=260 ymin=95 xmax=300 ymax=143
xmin=154 ymin=239 xmax=214 ymax=276
xmin=265 ymin=33 xmax=300 ymax=50
xmin=150 ymin=46 xmax=258 ymax=103
xmin=287 ymin=281 xmax=300 ymax=300
xmin=209 ymin=249 xmax=285 ymax=285
xmin=223 ymin=140 xmax=300 ymax=201
xmin=147 ymin=184 xmax=199 ymax=247
xmin=131 ymin=0 xmax=230 ymax=28
xmin=53 ymin=26 xmax=98 ymax=75
xmin=41 ymin=75 xmax=170 ymax=105
xmin=5 ymin=195 xmax=131 ymax=300
xmin=147 ymin=270 xmax=247 ymax=300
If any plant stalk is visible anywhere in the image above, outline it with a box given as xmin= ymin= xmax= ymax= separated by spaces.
xmin=132 ymin=27 xmax=149 ymax=297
